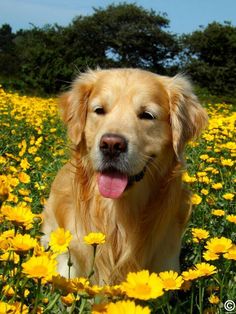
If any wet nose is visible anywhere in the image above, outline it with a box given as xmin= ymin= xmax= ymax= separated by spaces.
xmin=99 ymin=133 xmax=127 ymax=158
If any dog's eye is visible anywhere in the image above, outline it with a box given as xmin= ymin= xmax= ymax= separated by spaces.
xmin=94 ymin=106 xmax=105 ymax=115
xmin=138 ymin=111 xmax=156 ymax=120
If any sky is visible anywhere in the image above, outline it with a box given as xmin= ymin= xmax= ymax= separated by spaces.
xmin=0 ymin=0 xmax=236 ymax=35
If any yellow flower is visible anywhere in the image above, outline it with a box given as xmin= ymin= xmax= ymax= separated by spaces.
xmin=18 ymin=189 xmax=30 ymax=196
xmin=71 ymin=277 xmax=90 ymax=293
xmin=121 ymin=270 xmax=164 ymax=300
xmin=34 ymin=156 xmax=42 ymax=162
xmin=20 ymin=158 xmax=30 ymax=170
xmin=0 ymin=251 xmax=20 ymax=264
xmin=18 ymin=172 xmax=31 ymax=184
xmin=158 ymin=271 xmax=183 ymax=291
xmin=194 ymin=262 xmax=217 ymax=277
xmin=92 ymin=303 xmax=108 ymax=314
xmin=205 ymin=237 xmax=232 ymax=254
xmin=203 ymin=250 xmax=219 ymax=261
xmin=200 ymin=154 xmax=209 ymax=160
xmin=106 ymin=300 xmax=150 ymax=314
xmin=0 ymin=178 xmax=9 ymax=203
xmin=191 ymin=194 xmax=202 ymax=205
xmin=0 ymin=301 xmax=15 ymax=313
xmin=221 ymin=158 xmax=234 ymax=166
xmin=86 ymin=285 xmax=103 ymax=296
xmin=11 ymin=234 xmax=37 ymax=253
xmin=22 ymin=255 xmax=58 ymax=281
xmin=201 ymin=189 xmax=209 ymax=195
xmin=49 ymin=228 xmax=72 ymax=254
xmin=52 ymin=275 xmax=75 ymax=295
xmin=61 ymin=293 xmax=76 ymax=306
xmin=2 ymin=284 xmax=15 ymax=297
xmin=223 ymin=193 xmax=234 ymax=201
xmin=0 ymin=156 xmax=7 ymax=164
xmin=84 ymin=232 xmax=106 ymax=246
xmin=211 ymin=209 xmax=225 ymax=216
xmin=1 ymin=204 xmax=36 ymax=228
xmin=181 ymin=269 xmax=201 ymax=281
xmin=223 ymin=245 xmax=236 ymax=260
xmin=208 ymin=294 xmax=220 ymax=304
xmin=211 ymin=183 xmax=223 ymax=190
xmin=182 ymin=172 xmax=197 ymax=183
xmin=192 ymin=228 xmax=209 ymax=242
xmin=226 ymin=215 xmax=236 ymax=224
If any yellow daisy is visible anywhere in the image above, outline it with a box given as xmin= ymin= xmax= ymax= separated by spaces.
xmin=223 ymin=245 xmax=236 ymax=260
xmin=208 ymin=294 xmax=220 ymax=304
xmin=106 ymin=300 xmax=150 ymax=314
xmin=158 ymin=271 xmax=183 ymax=291
xmin=11 ymin=233 xmax=37 ymax=253
xmin=121 ymin=270 xmax=164 ymax=300
xmin=211 ymin=183 xmax=223 ymax=190
xmin=211 ymin=209 xmax=225 ymax=216
xmin=226 ymin=215 xmax=236 ymax=224
xmin=192 ymin=228 xmax=209 ymax=242
xmin=84 ymin=232 xmax=106 ymax=246
xmin=191 ymin=194 xmax=202 ymax=205
xmin=61 ymin=293 xmax=76 ymax=306
xmin=1 ymin=204 xmax=35 ymax=227
xmin=205 ymin=237 xmax=232 ymax=254
xmin=181 ymin=269 xmax=201 ymax=281
xmin=49 ymin=227 xmax=72 ymax=254
xmin=18 ymin=172 xmax=31 ymax=184
xmin=0 ymin=301 xmax=15 ymax=313
xmin=0 ymin=251 xmax=20 ymax=264
xmin=22 ymin=255 xmax=58 ymax=281
xmin=203 ymin=250 xmax=219 ymax=261
xmin=194 ymin=263 xmax=217 ymax=277
xmin=222 ymin=193 xmax=234 ymax=201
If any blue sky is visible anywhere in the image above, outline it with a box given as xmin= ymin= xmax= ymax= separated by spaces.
xmin=1 ymin=0 xmax=236 ymax=34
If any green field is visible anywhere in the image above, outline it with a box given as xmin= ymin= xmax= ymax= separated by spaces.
xmin=0 ymin=86 xmax=235 ymax=313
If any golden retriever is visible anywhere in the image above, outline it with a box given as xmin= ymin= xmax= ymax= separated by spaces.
xmin=42 ymin=68 xmax=208 ymax=284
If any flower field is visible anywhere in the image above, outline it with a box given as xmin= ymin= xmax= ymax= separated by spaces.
xmin=0 ymin=85 xmax=235 ymax=313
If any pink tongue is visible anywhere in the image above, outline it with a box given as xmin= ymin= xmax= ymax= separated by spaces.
xmin=97 ymin=172 xmax=128 ymax=199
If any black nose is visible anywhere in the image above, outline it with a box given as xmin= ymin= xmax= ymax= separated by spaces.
xmin=99 ymin=133 xmax=127 ymax=158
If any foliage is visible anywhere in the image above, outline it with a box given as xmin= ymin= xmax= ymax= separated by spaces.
xmin=0 ymin=4 xmax=179 ymax=94
xmin=182 ymin=22 xmax=236 ymax=96
xmin=0 ymin=87 xmax=235 ymax=313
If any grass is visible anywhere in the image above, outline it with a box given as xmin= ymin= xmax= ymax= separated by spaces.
xmin=0 ymin=85 xmax=235 ymax=313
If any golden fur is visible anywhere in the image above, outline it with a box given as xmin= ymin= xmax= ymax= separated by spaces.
xmin=42 ymin=68 xmax=208 ymax=284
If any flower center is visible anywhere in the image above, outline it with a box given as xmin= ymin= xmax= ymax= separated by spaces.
xmin=56 ymin=236 xmax=66 ymax=245
xmin=214 ymin=244 xmax=226 ymax=252
xmin=136 ymin=284 xmax=151 ymax=296
xmin=32 ymin=265 xmax=48 ymax=277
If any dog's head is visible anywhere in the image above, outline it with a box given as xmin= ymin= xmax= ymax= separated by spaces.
xmin=60 ymin=69 xmax=207 ymax=199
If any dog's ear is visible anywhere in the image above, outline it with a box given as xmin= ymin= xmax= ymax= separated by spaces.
xmin=59 ymin=73 xmax=95 ymax=145
xmin=167 ymin=75 xmax=208 ymax=160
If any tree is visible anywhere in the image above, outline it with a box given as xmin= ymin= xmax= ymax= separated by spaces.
xmin=182 ymin=22 xmax=236 ymax=96
xmin=67 ymin=3 xmax=179 ymax=73
xmin=0 ymin=24 xmax=19 ymax=76
xmin=0 ymin=4 xmax=180 ymax=93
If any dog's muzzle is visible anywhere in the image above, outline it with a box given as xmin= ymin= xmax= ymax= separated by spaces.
xmin=97 ymin=133 xmax=153 ymax=199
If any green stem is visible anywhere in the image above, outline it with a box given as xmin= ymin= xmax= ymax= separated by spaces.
xmin=190 ymin=287 xmax=194 ymax=314
xmin=88 ymin=245 xmax=97 ymax=279
xmin=198 ymin=280 xmax=204 ymax=314
xmin=78 ymin=298 xmax=87 ymax=314
xmin=32 ymin=278 xmax=41 ymax=314
xmin=44 ymin=293 xmax=61 ymax=313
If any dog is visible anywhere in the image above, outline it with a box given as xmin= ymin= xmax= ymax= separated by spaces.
xmin=42 ymin=68 xmax=208 ymax=285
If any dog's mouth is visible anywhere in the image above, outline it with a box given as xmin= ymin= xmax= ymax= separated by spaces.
xmin=97 ymin=166 xmax=147 ymax=199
